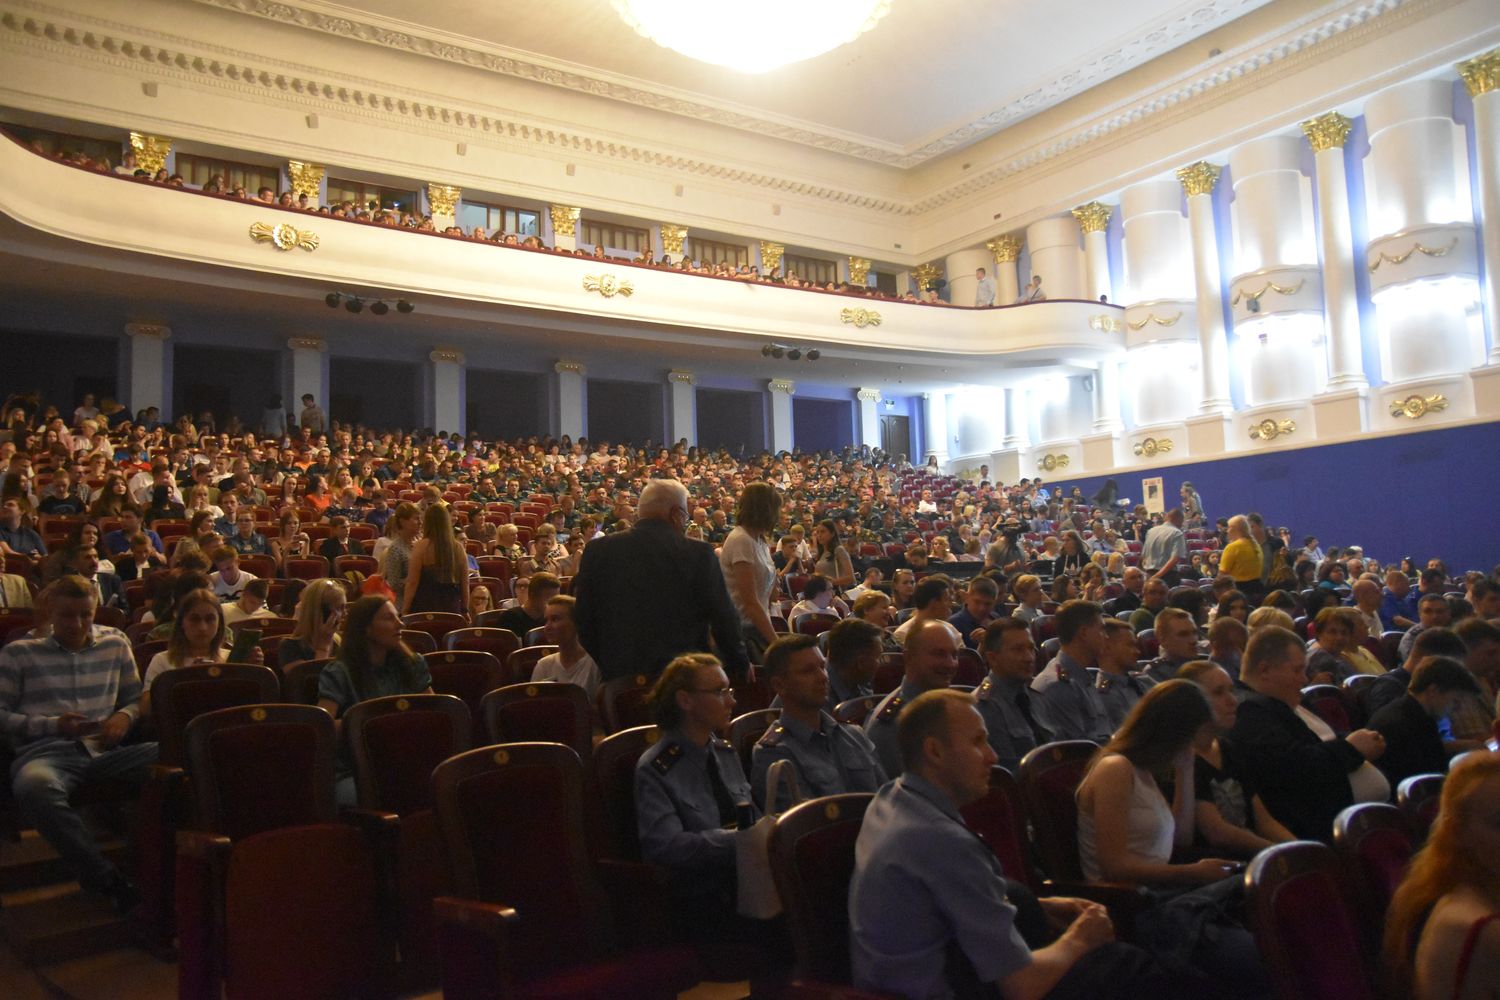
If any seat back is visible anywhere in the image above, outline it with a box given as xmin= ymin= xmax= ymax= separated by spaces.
xmin=283 ymin=556 xmax=330 ymax=580
xmin=1301 ymin=684 xmax=1354 ymax=736
xmin=402 ymin=611 xmax=468 ymax=644
xmin=590 ymin=725 xmax=661 ymax=860
xmin=1396 ymin=773 xmax=1445 ymax=843
xmin=401 ymin=629 xmax=439 ymax=654
xmin=480 ymin=682 xmax=592 ymax=758
xmin=769 ymin=793 xmax=874 ymax=983
xmin=507 ymin=644 xmax=558 ymax=682
xmin=433 ymin=743 xmax=609 ymax=974
xmin=960 ymin=766 xmax=1036 ymax=891
xmin=1135 ymin=628 xmax=1159 ymax=660
xmin=953 ymin=648 xmax=985 ymax=687
xmin=280 ymin=657 xmax=334 ymax=705
xmin=334 ymin=555 xmax=379 ymax=577
xmin=150 ymin=663 xmax=281 ymax=767
xmin=872 ymin=653 xmax=904 ymax=695
xmin=1332 ymin=802 xmax=1413 ymax=955
xmin=729 ymin=708 xmax=781 ymax=778
xmin=239 ymin=554 xmax=277 ymax=579
xmin=184 ymin=704 xmax=336 ymax=841
xmin=424 ymin=650 xmax=506 ymax=721
xmin=600 ymin=673 xmax=654 ymax=733
xmin=345 ymin=694 xmax=473 ymax=814
xmin=795 ymin=613 xmax=840 ymax=637
xmin=834 ymin=694 xmax=881 ymax=726
xmin=1017 ymin=740 xmax=1098 ymax=881
xmin=444 ymin=626 xmax=521 ymax=661
xmin=1245 ymin=841 xmax=1376 ymax=1000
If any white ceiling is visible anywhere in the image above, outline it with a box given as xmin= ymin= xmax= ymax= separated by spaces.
xmin=230 ymin=0 xmax=1274 ymax=163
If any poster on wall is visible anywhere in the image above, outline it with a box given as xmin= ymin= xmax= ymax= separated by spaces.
xmin=1142 ymin=476 xmax=1165 ymax=515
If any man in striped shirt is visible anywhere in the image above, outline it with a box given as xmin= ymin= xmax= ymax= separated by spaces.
xmin=0 ymin=576 xmax=156 ymax=912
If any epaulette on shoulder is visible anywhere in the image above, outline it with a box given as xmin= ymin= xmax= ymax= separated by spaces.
xmin=876 ymin=693 xmax=905 ymax=721
xmin=651 ymin=741 xmax=684 ymax=774
xmin=757 ymin=724 xmax=786 ymax=747
xmin=975 ymin=676 xmax=996 ymax=701
xmin=709 ymin=735 xmax=732 ymax=752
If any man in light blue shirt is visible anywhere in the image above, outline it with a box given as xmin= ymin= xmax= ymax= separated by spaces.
xmin=974 ymin=267 xmax=997 ymax=307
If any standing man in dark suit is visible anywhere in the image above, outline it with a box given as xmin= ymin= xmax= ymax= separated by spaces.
xmin=574 ymin=479 xmax=748 ymax=683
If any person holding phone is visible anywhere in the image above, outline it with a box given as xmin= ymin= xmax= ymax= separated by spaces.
xmin=278 ymin=578 xmax=346 ymax=669
xmin=141 ymin=590 xmax=263 ymax=713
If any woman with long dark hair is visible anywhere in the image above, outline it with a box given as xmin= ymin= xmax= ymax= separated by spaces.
xmin=404 ymin=503 xmax=469 ymax=615
xmin=811 ymin=518 xmax=854 ymax=591
xmin=720 ymin=482 xmax=780 ymax=661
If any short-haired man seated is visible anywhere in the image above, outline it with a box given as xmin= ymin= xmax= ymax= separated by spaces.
xmin=974 ymin=618 xmax=1050 ymax=774
xmin=1367 ymin=655 xmax=1479 ymax=786
xmin=849 ymin=688 xmax=1179 ymax=1000
xmin=865 ymin=619 xmax=961 ymax=776
xmin=1030 ymin=600 xmax=1111 ymax=745
xmin=751 ymin=635 xmax=885 ymax=812
xmin=0 ymin=576 xmax=158 ymax=912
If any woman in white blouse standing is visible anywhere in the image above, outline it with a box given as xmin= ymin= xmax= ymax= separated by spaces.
xmin=719 ymin=482 xmax=780 ymax=663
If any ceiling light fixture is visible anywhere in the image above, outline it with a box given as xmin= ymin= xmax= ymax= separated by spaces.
xmin=611 ymin=0 xmax=893 ymax=74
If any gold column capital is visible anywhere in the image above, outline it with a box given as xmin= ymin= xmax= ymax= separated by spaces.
xmin=1175 ymin=161 xmax=1222 ymax=197
xmin=549 ymin=205 xmax=581 ymax=237
xmin=124 ymin=322 xmax=171 ymax=340
xmin=554 ymin=360 xmax=585 ymax=376
xmin=1071 ymin=202 xmax=1113 ymax=234
xmin=759 ymin=241 xmax=785 ymax=274
xmin=1458 ymin=49 xmax=1500 ymax=97
xmin=427 ymin=183 xmax=462 ymax=217
xmin=1299 ymin=112 xmax=1353 ymax=152
xmin=848 ymin=257 xmax=872 ymax=285
xmin=985 ymin=235 xmax=1022 ymax=263
xmin=429 ymin=348 xmax=466 ymax=365
xmin=286 ymin=161 xmax=325 ymax=199
xmin=667 ymin=369 xmax=695 ymax=385
xmin=913 ymin=262 xmax=943 ymax=290
xmin=129 ymin=132 xmax=171 ymax=174
xmin=659 ymin=223 xmax=688 ymax=255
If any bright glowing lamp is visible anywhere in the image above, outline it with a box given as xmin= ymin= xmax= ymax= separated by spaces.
xmin=611 ymin=0 xmax=893 ymax=74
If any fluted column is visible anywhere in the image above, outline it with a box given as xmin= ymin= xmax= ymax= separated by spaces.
xmin=922 ymin=391 xmax=949 ymax=466
xmin=553 ymin=361 xmax=586 ymax=440
xmin=429 ymin=349 xmax=465 ymax=435
xmin=857 ymin=388 xmax=882 ymax=449
xmin=286 ymin=337 xmax=328 ymax=424
xmin=667 ymin=370 xmax=696 ymax=446
xmin=1301 ymin=113 xmax=1367 ymax=388
xmin=1002 ymin=387 xmax=1028 ymax=449
xmin=1460 ymin=50 xmax=1500 ymax=361
xmin=549 ymin=205 xmax=581 ymax=252
xmin=1072 ymin=202 xmax=1114 ymax=302
xmin=946 ymin=248 xmax=991 ymax=307
xmin=1177 ymin=161 xmax=1233 ymax=414
xmin=1092 ymin=361 xmax=1122 ymax=433
xmin=986 ymin=235 xmax=1023 ymax=304
xmin=124 ymin=323 xmax=171 ymax=417
xmin=768 ymin=379 xmax=795 ymax=454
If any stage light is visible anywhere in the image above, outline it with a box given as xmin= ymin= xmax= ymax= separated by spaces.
xmin=345 ymin=297 xmax=363 ymax=313
xmin=396 ymin=299 xmax=414 ymax=314
xmin=806 ymin=349 xmax=820 ymax=361
xmin=324 ymin=292 xmax=340 ymax=308
xmin=787 ymin=348 xmax=801 ymax=360
xmin=370 ymin=300 xmax=389 ymax=315
xmin=771 ymin=346 xmax=784 ymax=358
xmin=761 ymin=344 xmax=773 ymax=357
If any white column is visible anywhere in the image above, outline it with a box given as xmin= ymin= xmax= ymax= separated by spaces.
xmin=922 ymin=391 xmax=949 ymax=466
xmin=767 ymin=379 xmax=795 ymax=454
xmin=1072 ymin=202 xmax=1114 ymax=302
xmin=286 ymin=337 xmax=327 ymax=417
xmin=429 ymin=349 xmax=465 ymax=435
xmin=986 ymin=236 xmax=1022 ymax=304
xmin=1026 ymin=215 xmax=1086 ymax=299
xmin=944 ymin=248 xmax=991 ymax=307
xmin=549 ymin=205 xmax=580 ymax=252
xmin=1092 ymin=361 xmax=1122 ymax=433
xmin=1461 ymin=51 xmax=1500 ymax=361
xmin=1177 ymin=161 xmax=1233 ymax=414
xmin=857 ymin=388 xmax=882 ymax=449
xmin=1301 ymin=115 xmax=1368 ymax=388
xmin=554 ymin=361 xmax=585 ymax=441
xmin=124 ymin=322 xmax=170 ymax=417
xmin=667 ymin=370 xmax=696 ymax=446
xmin=1002 ymin=387 xmax=1027 ymax=448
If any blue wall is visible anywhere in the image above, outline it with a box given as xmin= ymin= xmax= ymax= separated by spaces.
xmin=792 ymin=396 xmax=855 ymax=453
xmin=1045 ymin=420 xmax=1500 ymax=573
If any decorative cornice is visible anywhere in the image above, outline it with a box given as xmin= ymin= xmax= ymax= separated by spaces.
xmin=286 ymin=160 xmax=324 ymax=198
xmin=286 ymin=336 xmax=325 ymax=352
xmin=1299 ymin=112 xmax=1353 ymax=152
xmin=554 ymin=360 xmax=585 ymax=375
xmin=847 ymin=257 xmax=872 ymax=285
xmin=659 ymin=223 xmax=688 ymax=256
xmin=128 ymin=131 xmax=170 ymax=174
xmin=985 ymin=235 xmax=1022 ymax=264
xmin=857 ymin=388 xmax=882 ymax=403
xmin=1071 ymin=202 xmax=1112 ymax=234
xmin=427 ymin=183 xmax=461 ymax=217
xmin=667 ymin=369 xmax=695 ymax=385
xmin=124 ymin=322 xmax=171 ymax=340
xmin=1175 ymin=161 xmax=1222 ymax=197
xmin=549 ymin=204 xmax=581 ymax=237
xmin=768 ymin=378 xmax=796 ymax=395
xmin=429 ymin=348 xmax=465 ymax=364
xmin=1458 ymin=48 xmax=1500 ymax=96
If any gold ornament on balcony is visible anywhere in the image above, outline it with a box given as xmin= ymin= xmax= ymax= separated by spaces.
xmin=583 ymin=274 xmax=634 ymax=298
xmin=1039 ymin=453 xmax=1070 ymax=472
xmin=549 ymin=205 xmax=582 ymax=237
xmin=1368 ymin=237 xmax=1459 ymax=271
xmin=1175 ymin=161 xmax=1222 ymax=197
xmin=249 ymin=221 xmax=319 ymax=252
xmin=129 ymin=132 xmax=171 ymax=174
xmin=286 ymin=161 xmax=325 ymax=199
xmin=1249 ymin=419 xmax=1296 ymax=441
xmin=1089 ymin=315 xmax=1124 ymax=333
xmin=913 ymin=262 xmax=942 ymax=291
xmin=427 ymin=183 xmax=462 ymax=217
xmin=1133 ymin=437 xmax=1173 ymax=458
xmin=759 ymin=241 xmax=785 ymax=275
xmin=848 ymin=257 xmax=872 ymax=285
xmin=1299 ymin=112 xmax=1352 ymax=152
xmin=985 ymin=236 xmax=1022 ymax=264
xmin=1127 ymin=312 xmax=1182 ymax=331
xmin=1071 ymin=203 xmax=1112 ymax=234
xmin=1389 ymin=394 xmax=1448 ymax=420
xmin=659 ymin=224 xmax=688 ymax=256
xmin=1458 ymin=49 xmax=1500 ymax=97
xmin=1231 ymin=279 xmax=1306 ymax=307
xmin=840 ymin=307 xmax=882 ymax=328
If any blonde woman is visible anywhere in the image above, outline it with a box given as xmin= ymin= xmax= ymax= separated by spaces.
xmin=278 ymin=577 xmax=347 ymax=668
xmin=404 ymin=502 xmax=469 ymax=615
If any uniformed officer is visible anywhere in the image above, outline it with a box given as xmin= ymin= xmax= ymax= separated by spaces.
xmin=1095 ymin=617 xmax=1157 ymax=731
xmin=635 ymin=652 xmax=755 ymax=895
xmin=752 ymin=635 xmax=886 ymax=812
xmin=850 ymin=689 xmax=1179 ymax=999
xmin=974 ymin=618 xmax=1051 ymax=773
xmin=1141 ymin=607 xmax=1202 ymax=684
xmin=865 ymin=619 xmax=960 ymax=776
xmin=1030 ymin=600 xmax=1112 ymax=744
xmin=823 ymin=617 xmax=883 ymax=713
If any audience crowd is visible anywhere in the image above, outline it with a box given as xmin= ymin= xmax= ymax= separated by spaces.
xmin=2 ymin=383 xmax=1498 ymax=1000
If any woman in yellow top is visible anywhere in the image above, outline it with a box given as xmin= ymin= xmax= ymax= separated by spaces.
xmin=1218 ymin=515 xmax=1264 ymax=603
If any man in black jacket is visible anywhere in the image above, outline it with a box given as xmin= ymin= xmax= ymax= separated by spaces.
xmin=1224 ymin=626 xmax=1387 ymax=842
xmin=1368 ymin=655 xmax=1477 ymax=786
xmin=573 ymin=479 xmax=748 ymax=683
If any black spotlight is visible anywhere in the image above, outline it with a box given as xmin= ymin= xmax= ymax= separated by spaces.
xmin=806 ymin=349 xmax=820 ymax=361
xmin=786 ymin=348 xmax=801 ymax=360
xmin=396 ymin=299 xmax=415 ymax=314
xmin=324 ymin=292 xmax=340 ymax=308
xmin=370 ymin=300 xmax=389 ymax=315
xmin=761 ymin=344 xmax=773 ymax=357
xmin=771 ymin=346 xmax=784 ymax=359
xmin=345 ymin=297 xmax=363 ymax=314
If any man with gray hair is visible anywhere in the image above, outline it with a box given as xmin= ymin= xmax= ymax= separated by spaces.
xmin=574 ymin=478 xmax=748 ymax=683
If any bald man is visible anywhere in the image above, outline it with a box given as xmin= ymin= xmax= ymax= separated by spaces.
xmin=864 ymin=619 xmax=960 ymax=777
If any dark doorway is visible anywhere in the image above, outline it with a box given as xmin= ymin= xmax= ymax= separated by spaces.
xmin=696 ymin=388 xmax=765 ymax=454
xmin=880 ymin=415 xmax=911 ymax=458
xmin=467 ymin=369 xmax=546 ymax=440
xmin=329 ymin=357 xmax=419 ymax=431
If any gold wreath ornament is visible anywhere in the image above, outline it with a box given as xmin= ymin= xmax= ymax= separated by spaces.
xmin=840 ymin=308 xmax=882 ymax=328
xmin=1249 ymin=419 xmax=1296 ymax=441
xmin=1133 ymin=437 xmax=1174 ymax=457
xmin=249 ymin=221 xmax=319 ymax=251
xmin=583 ymin=274 xmax=634 ymax=298
xmin=1389 ymin=394 xmax=1448 ymax=420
